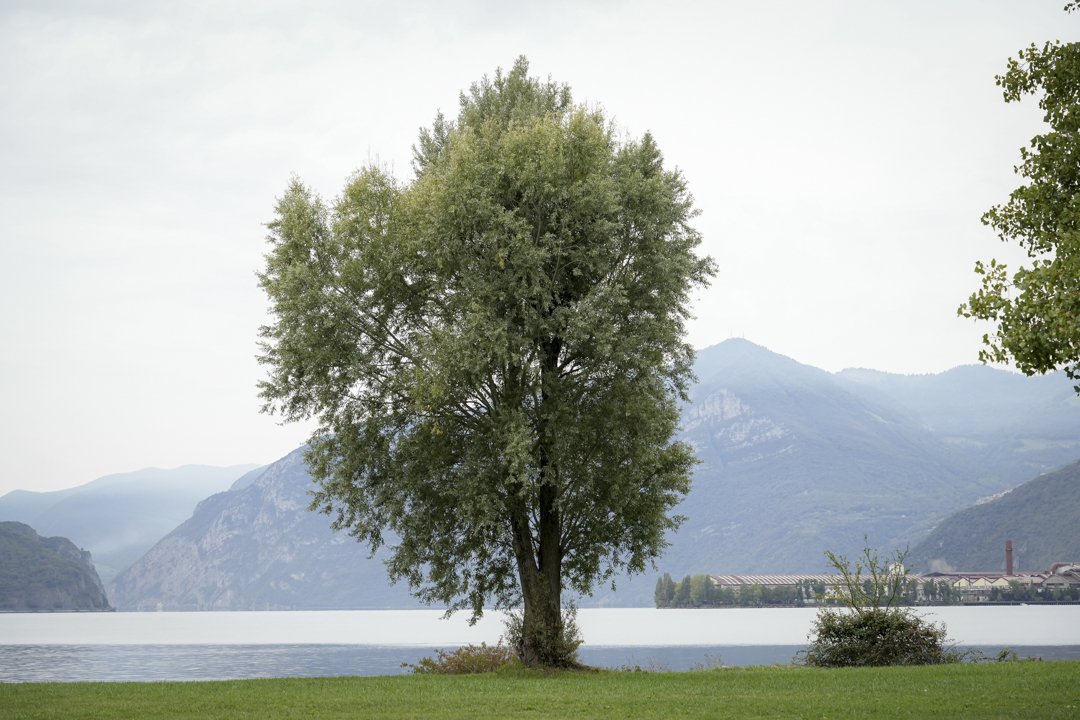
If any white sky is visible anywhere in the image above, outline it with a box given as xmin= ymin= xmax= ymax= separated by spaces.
xmin=1 ymin=0 xmax=1074 ymax=495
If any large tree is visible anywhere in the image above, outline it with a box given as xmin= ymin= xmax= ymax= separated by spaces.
xmin=257 ymin=57 xmax=714 ymax=666
xmin=959 ymin=5 xmax=1080 ymax=389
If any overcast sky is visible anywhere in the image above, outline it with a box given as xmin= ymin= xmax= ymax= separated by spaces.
xmin=1 ymin=0 xmax=1074 ymax=495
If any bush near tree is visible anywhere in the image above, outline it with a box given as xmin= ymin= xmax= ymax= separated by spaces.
xmin=403 ymin=641 xmax=517 ymax=675
xmin=799 ymin=539 xmax=959 ymax=668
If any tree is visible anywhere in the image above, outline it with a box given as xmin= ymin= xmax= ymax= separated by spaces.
xmin=920 ymin=580 xmax=937 ymax=603
xmin=654 ymin=573 xmax=676 ymax=608
xmin=823 ymin=537 xmax=910 ymax=613
xmin=257 ymin=57 xmax=715 ymax=667
xmin=662 ymin=573 xmax=677 ymax=606
xmin=674 ymin=575 xmax=692 ymax=607
xmin=689 ymin=574 xmax=714 ymax=606
xmin=959 ymin=5 xmax=1080 ymax=390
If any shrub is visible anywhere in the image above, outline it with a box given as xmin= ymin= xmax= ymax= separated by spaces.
xmin=404 ymin=640 xmax=517 ymax=674
xmin=800 ymin=537 xmax=958 ymax=668
xmin=799 ymin=608 xmax=961 ymax=667
xmin=502 ymin=604 xmax=584 ymax=667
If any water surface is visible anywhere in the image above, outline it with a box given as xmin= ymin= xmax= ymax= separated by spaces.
xmin=2 ymin=607 xmax=1077 ymax=682
xmin=6 ymin=606 xmax=1079 ymax=646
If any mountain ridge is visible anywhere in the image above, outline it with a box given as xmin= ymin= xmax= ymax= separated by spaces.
xmin=107 ymin=450 xmax=422 ymax=611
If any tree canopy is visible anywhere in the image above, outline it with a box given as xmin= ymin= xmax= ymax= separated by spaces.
xmin=960 ymin=7 xmax=1080 ymax=389
xmin=257 ymin=57 xmax=714 ymax=665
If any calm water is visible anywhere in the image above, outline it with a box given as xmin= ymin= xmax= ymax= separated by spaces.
xmin=2 ymin=607 xmax=1078 ymax=682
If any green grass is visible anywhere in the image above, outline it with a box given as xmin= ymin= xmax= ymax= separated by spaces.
xmin=2 ymin=663 xmax=1079 ymax=719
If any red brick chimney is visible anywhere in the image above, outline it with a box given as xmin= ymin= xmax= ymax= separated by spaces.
xmin=1006 ymin=540 xmax=1014 ymax=576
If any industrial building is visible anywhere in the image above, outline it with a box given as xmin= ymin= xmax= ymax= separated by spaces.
xmin=709 ymin=541 xmax=1080 ymax=603
xmin=921 ymin=541 xmax=1080 ymax=601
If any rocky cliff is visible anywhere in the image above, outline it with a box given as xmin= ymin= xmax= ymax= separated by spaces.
xmin=107 ymin=448 xmax=422 ymax=611
xmin=0 ymin=464 xmax=261 ymax=583
xmin=0 ymin=522 xmax=111 ymax=611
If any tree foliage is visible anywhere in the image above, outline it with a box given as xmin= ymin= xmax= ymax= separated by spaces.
xmin=257 ymin=57 xmax=714 ymax=666
xmin=960 ymin=8 xmax=1080 ymax=389
xmin=823 ymin=537 xmax=910 ymax=616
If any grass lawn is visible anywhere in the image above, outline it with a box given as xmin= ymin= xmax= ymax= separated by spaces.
xmin=2 ymin=662 xmax=1078 ymax=719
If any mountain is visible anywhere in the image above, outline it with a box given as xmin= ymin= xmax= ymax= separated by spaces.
xmin=630 ymin=342 xmax=987 ymax=573
xmin=835 ymin=364 xmax=1080 ymax=483
xmin=0 ymin=522 xmax=111 ymax=612
xmin=107 ymin=340 xmax=1080 ymax=610
xmin=907 ymin=459 xmax=1080 ymax=574
xmin=107 ymin=449 xmax=422 ymax=611
xmin=0 ymin=464 xmax=260 ymax=583
xmin=590 ymin=341 xmax=1080 ymax=605
xmin=230 ymin=465 xmax=270 ymax=491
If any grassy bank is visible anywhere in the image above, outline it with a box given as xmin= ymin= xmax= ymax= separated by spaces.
xmin=2 ymin=662 xmax=1078 ymax=719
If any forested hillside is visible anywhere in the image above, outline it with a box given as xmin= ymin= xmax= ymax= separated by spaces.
xmin=0 ymin=522 xmax=111 ymax=612
xmin=907 ymin=459 xmax=1080 ymax=573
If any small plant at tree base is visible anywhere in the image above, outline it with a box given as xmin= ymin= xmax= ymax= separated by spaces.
xmin=993 ymin=648 xmax=1042 ymax=662
xmin=799 ymin=537 xmax=959 ymax=667
xmin=404 ymin=640 xmax=517 ymax=674
xmin=502 ymin=604 xmax=584 ymax=668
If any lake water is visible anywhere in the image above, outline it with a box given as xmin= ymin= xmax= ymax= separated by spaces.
xmin=2 ymin=607 xmax=1078 ymax=682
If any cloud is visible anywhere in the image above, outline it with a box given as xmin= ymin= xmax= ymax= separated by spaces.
xmin=0 ymin=0 xmax=1070 ymax=493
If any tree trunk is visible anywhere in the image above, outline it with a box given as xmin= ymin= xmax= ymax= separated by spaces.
xmin=508 ymin=499 xmax=565 ymax=666
xmin=507 ymin=336 xmax=574 ymax=668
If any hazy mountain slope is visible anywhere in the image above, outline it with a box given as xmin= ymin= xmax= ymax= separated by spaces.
xmin=0 ymin=464 xmax=260 ymax=582
xmin=0 ymin=488 xmax=82 ymax=526
xmin=107 ymin=449 xmax=422 ymax=611
xmin=649 ymin=341 xmax=996 ymax=574
xmin=835 ymin=364 xmax=1080 ymax=438
xmin=835 ymin=365 xmax=1080 ymax=480
xmin=0 ymin=522 xmax=111 ymax=612
xmin=230 ymin=465 xmax=269 ymax=491
xmin=907 ymin=459 xmax=1080 ymax=574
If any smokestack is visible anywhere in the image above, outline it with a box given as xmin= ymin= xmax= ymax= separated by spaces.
xmin=1006 ymin=540 xmax=1014 ymax=576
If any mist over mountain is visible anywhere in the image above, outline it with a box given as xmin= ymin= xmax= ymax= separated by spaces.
xmin=107 ymin=339 xmax=1080 ymax=610
xmin=107 ymin=449 xmax=421 ymax=611
xmin=835 ymin=364 xmax=1080 ymax=478
xmin=0 ymin=464 xmax=260 ymax=582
